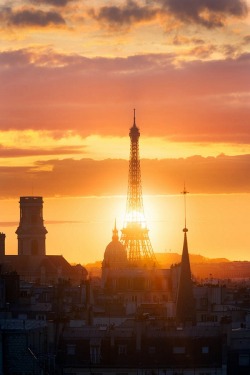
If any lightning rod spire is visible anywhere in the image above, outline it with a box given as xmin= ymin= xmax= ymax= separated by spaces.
xmin=181 ymin=183 xmax=189 ymax=232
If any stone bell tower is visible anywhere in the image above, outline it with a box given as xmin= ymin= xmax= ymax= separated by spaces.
xmin=16 ymin=197 xmax=48 ymax=256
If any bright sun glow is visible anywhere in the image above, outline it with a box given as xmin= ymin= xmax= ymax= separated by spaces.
xmin=124 ymin=210 xmax=147 ymax=228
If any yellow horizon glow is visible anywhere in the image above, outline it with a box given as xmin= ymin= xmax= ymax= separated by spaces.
xmin=1 ymin=194 xmax=250 ymax=264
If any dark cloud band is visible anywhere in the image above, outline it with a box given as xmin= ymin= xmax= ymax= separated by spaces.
xmin=1 ymin=155 xmax=250 ymax=198
xmin=1 ymin=7 xmax=65 ymax=27
xmin=161 ymin=0 xmax=248 ymax=28
xmin=30 ymin=0 xmax=72 ymax=6
xmin=91 ymin=0 xmax=159 ymax=28
xmin=92 ymin=0 xmax=248 ymax=29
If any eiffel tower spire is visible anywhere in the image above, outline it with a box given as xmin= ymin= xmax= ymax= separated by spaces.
xmin=121 ymin=110 xmax=156 ymax=267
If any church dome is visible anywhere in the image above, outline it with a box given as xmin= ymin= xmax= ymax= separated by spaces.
xmin=103 ymin=223 xmax=127 ymax=269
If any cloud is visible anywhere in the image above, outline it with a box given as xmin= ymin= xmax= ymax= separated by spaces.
xmin=0 ymin=145 xmax=84 ymax=158
xmin=243 ymin=35 xmax=250 ymax=45
xmin=91 ymin=0 xmax=159 ymax=29
xmin=0 ymin=222 xmax=18 ymax=227
xmin=222 ymin=43 xmax=242 ymax=58
xmin=160 ymin=0 xmax=248 ymax=28
xmin=46 ymin=220 xmax=85 ymax=224
xmin=0 ymin=7 xmax=65 ymax=27
xmin=30 ymin=0 xmax=73 ymax=6
xmin=142 ymin=154 xmax=250 ymax=194
xmin=189 ymin=44 xmax=217 ymax=59
xmin=0 ymin=220 xmax=83 ymax=227
xmin=90 ymin=0 xmax=248 ymax=30
xmin=1 ymin=155 xmax=250 ymax=198
xmin=0 ymin=49 xmax=249 ymax=144
xmin=172 ymin=35 xmax=206 ymax=46
xmin=0 ymin=159 xmax=127 ymax=198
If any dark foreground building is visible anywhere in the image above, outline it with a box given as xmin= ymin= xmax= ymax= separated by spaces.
xmin=58 ymin=318 xmax=228 ymax=375
xmin=0 ymin=318 xmax=48 ymax=375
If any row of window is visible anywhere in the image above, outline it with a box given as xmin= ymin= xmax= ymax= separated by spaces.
xmin=65 ymin=371 xmax=213 ymax=375
xmin=67 ymin=344 xmax=210 ymax=362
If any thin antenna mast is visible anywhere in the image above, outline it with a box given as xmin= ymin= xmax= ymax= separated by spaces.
xmin=181 ymin=183 xmax=189 ymax=232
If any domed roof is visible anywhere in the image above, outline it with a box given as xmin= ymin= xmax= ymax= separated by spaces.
xmin=103 ymin=222 xmax=127 ymax=269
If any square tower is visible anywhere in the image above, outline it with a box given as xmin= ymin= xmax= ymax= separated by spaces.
xmin=15 ymin=197 xmax=48 ymax=256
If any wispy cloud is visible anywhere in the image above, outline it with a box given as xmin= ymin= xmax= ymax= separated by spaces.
xmin=0 ymin=221 xmax=18 ymax=227
xmin=0 ymin=49 xmax=249 ymax=143
xmin=243 ymin=34 xmax=250 ymax=44
xmin=0 ymin=145 xmax=84 ymax=158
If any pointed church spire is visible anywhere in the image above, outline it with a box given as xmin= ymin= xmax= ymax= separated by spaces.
xmin=112 ymin=219 xmax=119 ymax=241
xmin=176 ymin=186 xmax=196 ymax=325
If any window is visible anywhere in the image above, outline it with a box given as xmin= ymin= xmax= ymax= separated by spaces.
xmin=201 ymin=298 xmax=208 ymax=307
xmin=31 ymin=240 xmax=38 ymax=255
xmin=90 ymin=346 xmax=101 ymax=364
xmin=201 ymin=314 xmax=217 ymax=322
xmin=118 ymin=344 xmax=127 ymax=355
xmin=202 ymin=346 xmax=209 ymax=354
xmin=132 ymin=295 xmax=137 ymax=302
xmin=20 ymin=290 xmax=28 ymax=297
xmin=239 ymin=354 xmax=250 ymax=366
xmin=148 ymin=346 xmax=156 ymax=354
xmin=36 ymin=314 xmax=45 ymax=321
xmin=173 ymin=346 xmax=185 ymax=354
xmin=67 ymin=344 xmax=76 ymax=356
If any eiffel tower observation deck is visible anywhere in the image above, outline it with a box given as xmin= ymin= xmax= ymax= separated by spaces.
xmin=121 ymin=110 xmax=157 ymax=267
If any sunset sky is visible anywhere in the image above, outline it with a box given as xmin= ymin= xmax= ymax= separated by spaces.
xmin=0 ymin=0 xmax=250 ymax=264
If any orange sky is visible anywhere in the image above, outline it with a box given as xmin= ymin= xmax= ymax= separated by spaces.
xmin=1 ymin=194 xmax=250 ymax=264
xmin=0 ymin=0 xmax=250 ymax=263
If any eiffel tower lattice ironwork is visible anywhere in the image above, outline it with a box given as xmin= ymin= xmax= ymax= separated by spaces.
xmin=121 ymin=110 xmax=157 ymax=267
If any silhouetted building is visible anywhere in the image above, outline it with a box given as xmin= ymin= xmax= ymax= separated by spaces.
xmin=16 ymin=196 xmax=47 ymax=256
xmin=0 ymin=319 xmax=48 ymax=375
xmin=0 ymin=232 xmax=6 ymax=261
xmin=0 ymin=196 xmax=87 ymax=285
xmin=57 ymin=318 xmax=228 ymax=374
xmin=228 ymin=328 xmax=250 ymax=374
xmin=102 ymin=222 xmax=128 ymax=270
xmin=0 ymin=272 xmax=20 ymax=305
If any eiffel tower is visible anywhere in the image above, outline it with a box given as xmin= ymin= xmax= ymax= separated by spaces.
xmin=121 ymin=110 xmax=157 ymax=267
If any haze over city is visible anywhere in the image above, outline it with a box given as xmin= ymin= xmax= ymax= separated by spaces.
xmin=0 ymin=0 xmax=250 ymax=264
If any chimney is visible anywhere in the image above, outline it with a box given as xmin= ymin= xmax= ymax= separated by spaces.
xmin=0 ymin=233 xmax=6 ymax=258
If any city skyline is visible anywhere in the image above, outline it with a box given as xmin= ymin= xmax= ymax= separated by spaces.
xmin=0 ymin=0 xmax=250 ymax=263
